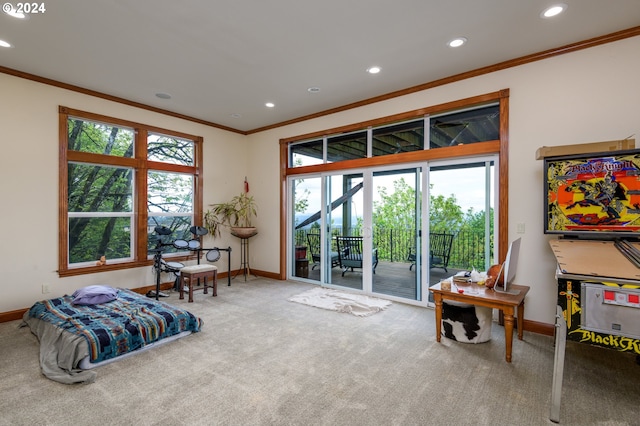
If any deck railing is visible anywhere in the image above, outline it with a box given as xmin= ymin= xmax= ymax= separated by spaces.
xmin=295 ymin=228 xmax=492 ymax=270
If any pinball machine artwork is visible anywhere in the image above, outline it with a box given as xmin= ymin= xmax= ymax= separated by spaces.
xmin=544 ymin=149 xmax=640 ymax=238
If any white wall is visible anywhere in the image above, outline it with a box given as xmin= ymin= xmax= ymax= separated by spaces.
xmin=0 ymin=74 xmax=247 ymax=312
xmin=2 ymin=35 xmax=639 ymax=325
xmin=247 ymin=35 xmax=640 ymax=325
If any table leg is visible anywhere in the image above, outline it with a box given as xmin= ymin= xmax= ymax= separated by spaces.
xmin=517 ymin=301 xmax=525 ymax=340
xmin=434 ymin=294 xmax=443 ymax=342
xmin=503 ymin=308 xmax=514 ymax=363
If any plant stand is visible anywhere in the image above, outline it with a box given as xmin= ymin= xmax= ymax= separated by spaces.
xmin=231 ymin=230 xmax=258 ymax=281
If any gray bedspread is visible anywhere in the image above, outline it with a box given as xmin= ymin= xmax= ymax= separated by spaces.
xmin=22 ymin=313 xmax=97 ymax=384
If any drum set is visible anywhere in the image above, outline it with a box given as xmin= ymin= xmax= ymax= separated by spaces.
xmin=148 ymin=225 xmax=231 ymax=300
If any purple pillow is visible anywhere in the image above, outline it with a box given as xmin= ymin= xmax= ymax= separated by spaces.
xmin=72 ymin=285 xmax=118 ymax=305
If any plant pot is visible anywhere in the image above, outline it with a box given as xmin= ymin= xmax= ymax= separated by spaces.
xmin=231 ymin=226 xmax=257 ymax=238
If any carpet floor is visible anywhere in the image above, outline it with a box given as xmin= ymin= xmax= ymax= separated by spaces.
xmin=0 ymin=278 xmax=638 ymax=426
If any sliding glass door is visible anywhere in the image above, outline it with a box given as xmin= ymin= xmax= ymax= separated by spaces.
xmin=372 ymin=168 xmax=421 ymax=300
xmin=288 ymin=156 xmax=497 ymax=304
xmin=427 ymin=160 xmax=496 ymax=285
xmin=290 ymin=172 xmax=365 ymax=290
xmin=328 ymin=173 xmax=364 ymax=290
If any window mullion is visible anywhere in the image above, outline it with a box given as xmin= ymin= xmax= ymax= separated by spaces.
xmin=136 ymin=128 xmax=148 ymax=262
xmin=58 ymin=110 xmax=70 ymax=271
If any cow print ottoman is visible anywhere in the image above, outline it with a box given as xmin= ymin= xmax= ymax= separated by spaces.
xmin=442 ymin=300 xmax=492 ymax=343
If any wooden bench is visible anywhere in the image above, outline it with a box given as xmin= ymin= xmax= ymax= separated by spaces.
xmin=179 ymin=264 xmax=218 ymax=303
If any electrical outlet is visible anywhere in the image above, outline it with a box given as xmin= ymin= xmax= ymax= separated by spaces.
xmin=42 ymin=284 xmax=50 ymax=294
xmin=516 ymin=223 xmax=525 ymax=234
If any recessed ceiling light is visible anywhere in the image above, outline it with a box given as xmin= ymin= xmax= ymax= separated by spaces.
xmin=0 ymin=39 xmax=12 ymax=48
xmin=367 ymin=66 xmax=381 ymax=74
xmin=155 ymin=92 xmax=171 ymax=99
xmin=448 ymin=37 xmax=467 ymax=48
xmin=265 ymin=102 xmax=275 ymax=108
xmin=541 ymin=4 xmax=567 ymax=18
xmin=230 ymin=113 xmax=242 ymax=119
xmin=307 ymin=87 xmax=321 ymax=93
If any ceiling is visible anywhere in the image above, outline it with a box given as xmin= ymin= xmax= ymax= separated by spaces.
xmin=1 ymin=1 xmax=639 ymax=133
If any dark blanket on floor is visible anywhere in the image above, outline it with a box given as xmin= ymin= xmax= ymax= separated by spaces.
xmin=23 ymin=289 xmax=202 ymax=383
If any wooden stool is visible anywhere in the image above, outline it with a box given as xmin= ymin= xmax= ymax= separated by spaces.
xmin=179 ymin=264 xmax=218 ymax=302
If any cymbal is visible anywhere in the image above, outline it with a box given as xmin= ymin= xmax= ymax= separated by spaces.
xmin=154 ymin=226 xmax=172 ymax=235
xmin=190 ymin=226 xmax=208 ymax=236
xmin=206 ymin=248 xmax=220 ymax=262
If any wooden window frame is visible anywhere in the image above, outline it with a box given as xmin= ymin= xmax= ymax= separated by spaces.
xmin=279 ymin=89 xmax=510 ymax=278
xmin=58 ymin=106 xmax=203 ymax=277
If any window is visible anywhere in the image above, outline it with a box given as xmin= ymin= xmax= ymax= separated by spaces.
xmin=147 ymin=169 xmax=194 ymax=255
xmin=429 ymin=105 xmax=499 ymax=148
xmin=290 ymin=138 xmax=323 ymax=167
xmin=372 ymin=119 xmax=425 ymax=157
xmin=327 ymin=131 xmax=368 ymax=162
xmin=286 ymin=103 xmax=499 ymax=167
xmin=282 ymin=90 xmax=510 ymax=284
xmin=68 ymin=162 xmax=135 ymax=264
xmin=59 ymin=106 xmax=203 ymax=276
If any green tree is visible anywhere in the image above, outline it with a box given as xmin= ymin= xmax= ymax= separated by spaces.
xmin=67 ymin=121 xmax=134 ymax=262
xmin=67 ymin=120 xmax=194 ymax=263
xmin=458 ymin=207 xmax=495 ymax=269
xmin=461 ymin=207 xmax=494 ymax=233
xmin=373 ymin=177 xmax=465 ymax=233
xmin=373 ymin=177 xmax=488 ymax=266
xmin=428 ymin=193 xmax=464 ymax=232
xmin=373 ymin=178 xmax=417 ymax=260
xmin=373 ymin=178 xmax=417 ymax=231
xmin=293 ymin=158 xmax=310 ymax=216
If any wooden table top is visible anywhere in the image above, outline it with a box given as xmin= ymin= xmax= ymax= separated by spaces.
xmin=429 ymin=281 xmax=529 ymax=307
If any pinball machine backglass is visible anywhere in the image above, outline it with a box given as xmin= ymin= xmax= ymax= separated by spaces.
xmin=544 ymin=149 xmax=640 ymax=238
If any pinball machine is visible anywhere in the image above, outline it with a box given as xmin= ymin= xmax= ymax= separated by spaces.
xmin=543 ymin=148 xmax=640 ymax=422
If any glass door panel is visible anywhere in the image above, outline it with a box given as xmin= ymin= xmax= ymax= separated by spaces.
xmin=372 ymin=168 xmax=421 ymax=300
xmin=291 ymin=176 xmax=321 ymax=282
xmin=427 ymin=160 xmax=496 ymax=301
xmin=327 ymin=173 xmax=364 ymax=290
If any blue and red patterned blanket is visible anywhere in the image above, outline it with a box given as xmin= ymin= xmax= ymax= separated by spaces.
xmin=26 ymin=289 xmax=202 ymax=363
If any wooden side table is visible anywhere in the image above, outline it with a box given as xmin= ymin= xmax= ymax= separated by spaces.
xmin=429 ymin=281 xmax=530 ymax=362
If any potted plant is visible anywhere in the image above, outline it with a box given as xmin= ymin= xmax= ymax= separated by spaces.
xmin=204 ymin=192 xmax=258 ymax=238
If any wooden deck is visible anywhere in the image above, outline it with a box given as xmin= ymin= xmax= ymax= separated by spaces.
xmin=304 ymin=260 xmax=462 ymax=301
